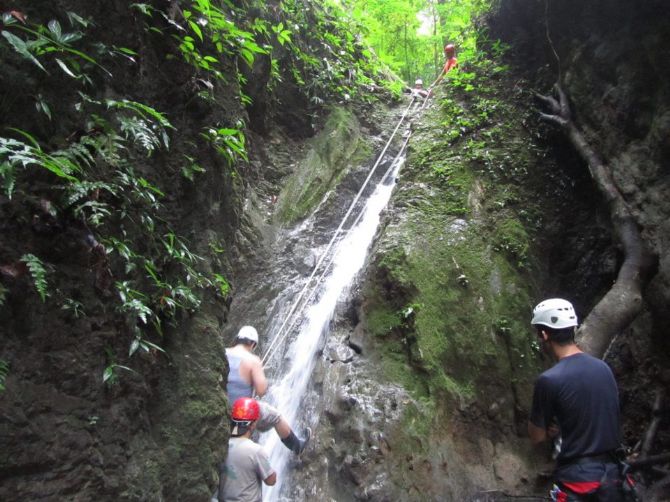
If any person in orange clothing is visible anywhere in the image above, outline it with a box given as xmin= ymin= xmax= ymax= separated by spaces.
xmin=429 ymin=44 xmax=458 ymax=91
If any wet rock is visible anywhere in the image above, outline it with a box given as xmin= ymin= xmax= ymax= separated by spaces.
xmin=348 ymin=323 xmax=365 ymax=354
xmin=327 ymin=344 xmax=356 ymax=363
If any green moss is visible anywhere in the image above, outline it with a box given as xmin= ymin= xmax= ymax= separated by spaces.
xmin=276 ymin=107 xmax=371 ymax=223
xmin=493 ymin=217 xmax=530 ymax=267
xmin=366 ymin=306 xmax=402 ymax=337
xmin=363 ymin=54 xmax=546 ymax=417
xmin=182 ymin=398 xmax=222 ymax=420
xmin=394 ymin=397 xmax=435 ymax=453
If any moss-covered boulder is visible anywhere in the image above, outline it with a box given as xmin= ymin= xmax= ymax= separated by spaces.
xmin=275 ymin=107 xmax=371 ymax=224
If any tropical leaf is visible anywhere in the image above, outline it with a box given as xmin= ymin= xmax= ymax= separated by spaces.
xmin=1 ymin=30 xmax=47 ymax=71
xmin=20 ymin=254 xmax=49 ymax=302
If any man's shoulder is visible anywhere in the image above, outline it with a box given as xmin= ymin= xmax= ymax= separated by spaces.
xmin=545 ymin=352 xmax=611 ymax=379
xmin=233 ymin=438 xmax=268 ymax=459
xmin=227 ymin=347 xmax=261 ymax=363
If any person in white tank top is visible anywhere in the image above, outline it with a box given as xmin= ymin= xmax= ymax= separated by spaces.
xmin=225 ymin=326 xmax=310 ymax=454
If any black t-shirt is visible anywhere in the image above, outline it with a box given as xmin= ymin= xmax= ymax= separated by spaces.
xmin=530 ymin=352 xmax=621 ymax=461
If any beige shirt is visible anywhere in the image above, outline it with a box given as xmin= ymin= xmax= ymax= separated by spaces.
xmin=223 ymin=437 xmax=275 ymax=502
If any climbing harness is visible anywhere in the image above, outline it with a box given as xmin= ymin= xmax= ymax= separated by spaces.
xmin=262 ymin=91 xmax=431 ymax=366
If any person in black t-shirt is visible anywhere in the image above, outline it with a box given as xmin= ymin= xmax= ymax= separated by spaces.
xmin=529 ymin=298 xmax=627 ymax=501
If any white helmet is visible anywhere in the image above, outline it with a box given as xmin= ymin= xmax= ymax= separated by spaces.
xmin=415 ymin=79 xmax=423 ymax=86
xmin=531 ymin=298 xmax=578 ymax=329
xmin=237 ymin=325 xmax=259 ymax=343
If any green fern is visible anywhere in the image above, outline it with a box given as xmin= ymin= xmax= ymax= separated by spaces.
xmin=118 ymin=116 xmax=163 ymax=154
xmin=65 ymin=180 xmax=118 ymax=208
xmin=107 ymin=99 xmax=173 ymax=153
xmin=0 ymin=133 xmax=80 ymax=198
xmin=0 ymin=359 xmax=8 ymax=392
xmin=20 ymin=254 xmax=49 ymax=302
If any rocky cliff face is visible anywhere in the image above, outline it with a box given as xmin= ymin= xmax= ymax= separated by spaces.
xmin=297 ymin=58 xmax=562 ymax=499
xmin=0 ymin=1 xmax=394 ymax=500
xmin=0 ymin=2 xmax=240 ymax=498
xmin=2 ymin=0 xmax=668 ymax=500
xmin=288 ymin=1 xmax=670 ymax=499
xmin=490 ymin=0 xmax=670 ymax=466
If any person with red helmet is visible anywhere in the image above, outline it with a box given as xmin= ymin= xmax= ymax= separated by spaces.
xmin=429 ymin=43 xmax=458 ymax=91
xmin=226 ymin=326 xmax=310 ymax=455
xmin=217 ymin=397 xmax=276 ymax=502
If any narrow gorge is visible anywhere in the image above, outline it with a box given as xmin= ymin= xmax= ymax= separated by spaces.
xmin=1 ymin=0 xmax=668 ymax=501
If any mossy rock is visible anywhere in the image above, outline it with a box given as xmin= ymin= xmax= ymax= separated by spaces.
xmin=276 ymin=107 xmax=371 ymax=223
xmin=362 ymin=55 xmax=548 ymax=423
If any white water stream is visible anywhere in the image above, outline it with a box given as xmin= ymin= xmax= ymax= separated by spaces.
xmin=260 ymin=153 xmax=404 ymax=501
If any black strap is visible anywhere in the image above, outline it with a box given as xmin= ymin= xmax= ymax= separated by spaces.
xmin=557 ymin=451 xmax=616 ymax=467
xmin=217 ymin=462 xmax=227 ymax=501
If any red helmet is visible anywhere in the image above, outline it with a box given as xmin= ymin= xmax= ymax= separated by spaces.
xmin=444 ymin=44 xmax=455 ymax=56
xmin=231 ymin=397 xmax=260 ymax=421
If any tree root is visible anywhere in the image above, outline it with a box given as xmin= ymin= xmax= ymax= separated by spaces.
xmin=640 ymin=389 xmax=665 ymax=457
xmin=535 ymin=83 xmax=657 ymax=358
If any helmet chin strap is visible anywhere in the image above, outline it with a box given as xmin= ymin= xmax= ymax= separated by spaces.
xmin=230 ymin=420 xmax=254 ymax=437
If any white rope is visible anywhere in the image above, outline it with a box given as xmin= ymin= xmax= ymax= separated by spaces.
xmin=262 ymin=131 xmax=413 ymax=366
xmin=261 ymin=93 xmax=425 ymax=365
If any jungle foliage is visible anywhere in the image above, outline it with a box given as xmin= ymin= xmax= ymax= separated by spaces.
xmin=0 ymin=0 xmax=402 ymax=385
xmin=347 ymin=0 xmax=496 ymax=85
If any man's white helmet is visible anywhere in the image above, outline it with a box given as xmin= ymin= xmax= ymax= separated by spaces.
xmin=531 ymin=298 xmax=578 ymax=329
xmin=237 ymin=325 xmax=259 ymax=343
xmin=415 ymin=79 xmax=423 ymax=86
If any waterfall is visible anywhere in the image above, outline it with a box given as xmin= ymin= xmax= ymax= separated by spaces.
xmin=260 ymin=152 xmax=404 ymax=501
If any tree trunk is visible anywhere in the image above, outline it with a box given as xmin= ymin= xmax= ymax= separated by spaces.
xmin=536 ymin=84 xmax=656 ymax=359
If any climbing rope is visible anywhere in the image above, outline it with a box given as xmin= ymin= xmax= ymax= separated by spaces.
xmin=262 ymin=130 xmax=413 ymax=366
xmin=261 ymin=91 xmax=429 ymax=366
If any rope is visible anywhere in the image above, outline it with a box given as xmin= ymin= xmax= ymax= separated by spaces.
xmin=261 ymin=86 xmax=433 ymax=366
xmin=261 ymin=130 xmax=413 ymax=366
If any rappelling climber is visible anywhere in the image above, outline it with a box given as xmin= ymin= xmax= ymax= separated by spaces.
xmin=528 ymin=298 xmax=637 ymax=501
xmin=217 ymin=397 xmax=276 ymax=502
xmin=226 ymin=325 xmax=311 ymax=455
xmin=409 ymin=79 xmax=429 ymax=99
xmin=429 ymin=43 xmax=458 ymax=91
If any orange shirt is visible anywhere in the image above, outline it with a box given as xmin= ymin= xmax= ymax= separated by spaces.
xmin=443 ymin=57 xmax=458 ymax=73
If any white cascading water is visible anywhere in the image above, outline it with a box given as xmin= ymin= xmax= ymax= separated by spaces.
xmin=260 ymin=153 xmax=404 ymax=501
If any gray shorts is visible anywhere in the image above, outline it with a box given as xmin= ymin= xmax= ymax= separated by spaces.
xmin=256 ymin=402 xmax=282 ymax=432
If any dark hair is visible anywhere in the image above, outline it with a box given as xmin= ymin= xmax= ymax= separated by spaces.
xmin=230 ymin=419 xmax=253 ymax=437
xmin=236 ymin=337 xmax=257 ymax=347
xmin=536 ymin=325 xmax=575 ymax=345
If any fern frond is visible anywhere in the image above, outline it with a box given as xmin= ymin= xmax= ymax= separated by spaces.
xmin=20 ymin=253 xmax=49 ymax=302
xmin=0 ymin=135 xmax=79 ymax=198
xmin=0 ymin=161 xmax=16 ymax=197
xmin=74 ymin=200 xmax=112 ymax=227
xmin=64 ymin=180 xmax=118 ymax=208
xmin=62 ymin=141 xmax=96 ymax=168
xmin=106 ymin=99 xmax=174 ymax=129
xmin=118 ymin=116 xmax=161 ymax=154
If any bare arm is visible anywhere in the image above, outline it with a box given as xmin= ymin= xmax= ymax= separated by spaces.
xmin=528 ymin=421 xmax=548 ymax=445
xmin=250 ymin=357 xmax=268 ymax=397
xmin=430 ymin=69 xmax=446 ymax=89
xmin=263 ymin=472 xmax=277 ymax=486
